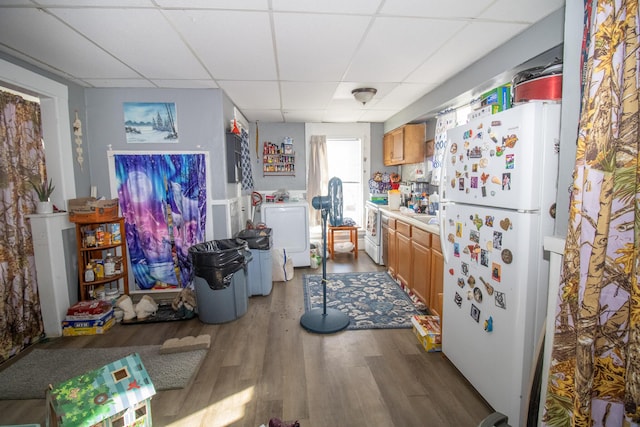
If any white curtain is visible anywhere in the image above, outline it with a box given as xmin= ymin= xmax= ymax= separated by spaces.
xmin=307 ymin=135 xmax=327 ymax=227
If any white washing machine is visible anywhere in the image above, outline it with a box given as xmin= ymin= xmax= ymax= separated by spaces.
xmin=261 ymin=201 xmax=310 ymax=267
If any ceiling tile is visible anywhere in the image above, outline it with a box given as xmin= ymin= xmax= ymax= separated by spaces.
xmin=281 ymin=82 xmax=339 ymax=109
xmin=406 ymin=20 xmax=528 ymax=84
xmin=82 ymin=79 xmax=156 ymax=87
xmin=283 ymin=110 xmax=326 ymax=123
xmin=34 ymin=0 xmax=154 ymax=6
xmin=479 ymin=0 xmax=565 ymax=23
xmin=379 ymin=0 xmax=494 ymax=18
xmin=358 ymin=109 xmax=397 ymax=122
xmin=242 ymin=109 xmax=285 ymax=122
xmin=345 ymin=16 xmax=466 ymax=82
xmin=374 ymin=83 xmax=436 ymax=109
xmin=51 ymin=8 xmax=210 ymax=79
xmin=0 ymin=8 xmax=140 ymax=78
xmin=165 ymin=10 xmax=277 ymax=81
xmin=150 ymin=79 xmax=218 ymax=88
xmin=154 ymin=0 xmax=269 ymax=10
xmin=273 ymin=12 xmax=371 ymax=81
xmin=272 ymin=0 xmax=382 ymax=14
xmin=218 ymin=81 xmax=280 ymax=109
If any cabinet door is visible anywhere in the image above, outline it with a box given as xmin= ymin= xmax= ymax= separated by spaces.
xmin=391 ymin=128 xmax=404 ymax=163
xmin=387 ymin=227 xmax=397 ymax=277
xmin=383 ymin=133 xmax=394 ymax=166
xmin=396 ymin=232 xmax=412 ymax=288
xmin=411 ymin=240 xmax=431 ymax=305
xmin=402 ymin=124 xmax=426 ymax=164
xmin=430 ymin=238 xmax=444 ymax=318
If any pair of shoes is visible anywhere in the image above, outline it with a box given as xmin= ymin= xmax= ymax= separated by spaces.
xmin=116 ymin=295 xmax=136 ymax=321
xmin=116 ymin=295 xmax=158 ymax=320
xmin=135 ymin=295 xmax=158 ymax=319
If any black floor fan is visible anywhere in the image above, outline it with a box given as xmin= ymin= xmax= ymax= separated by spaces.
xmin=300 ymin=177 xmax=350 ymax=334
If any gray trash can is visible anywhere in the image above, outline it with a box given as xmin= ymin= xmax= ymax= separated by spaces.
xmin=235 ymin=229 xmax=273 ymax=296
xmin=189 ymin=238 xmax=252 ymax=324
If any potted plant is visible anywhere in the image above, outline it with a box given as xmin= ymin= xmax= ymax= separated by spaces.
xmin=29 ymin=178 xmax=55 ymax=214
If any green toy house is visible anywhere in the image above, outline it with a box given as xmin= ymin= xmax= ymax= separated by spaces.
xmin=46 ymin=353 xmax=156 ymax=427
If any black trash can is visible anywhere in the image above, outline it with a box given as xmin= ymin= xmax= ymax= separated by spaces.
xmin=234 ymin=229 xmax=273 ymax=296
xmin=189 ymin=238 xmax=252 ymax=323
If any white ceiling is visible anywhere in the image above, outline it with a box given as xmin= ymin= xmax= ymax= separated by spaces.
xmin=0 ymin=0 xmax=565 ymax=123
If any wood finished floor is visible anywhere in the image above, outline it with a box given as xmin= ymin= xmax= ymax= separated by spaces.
xmin=0 ymin=253 xmax=493 ymax=426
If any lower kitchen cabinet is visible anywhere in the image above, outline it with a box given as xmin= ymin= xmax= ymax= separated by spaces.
xmin=411 ymin=227 xmax=431 ymax=306
xmin=396 ymin=220 xmax=412 ymax=288
xmin=387 ymin=218 xmax=397 ymax=277
xmin=429 ymin=234 xmax=444 ymax=317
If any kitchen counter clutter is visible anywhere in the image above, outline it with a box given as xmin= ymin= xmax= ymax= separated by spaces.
xmin=380 ymin=206 xmax=443 ymax=317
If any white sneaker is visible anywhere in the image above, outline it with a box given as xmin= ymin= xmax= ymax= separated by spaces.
xmin=135 ymin=295 xmax=158 ymax=319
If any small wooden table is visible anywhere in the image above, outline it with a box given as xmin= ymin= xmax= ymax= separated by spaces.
xmin=327 ymin=225 xmax=359 ymax=259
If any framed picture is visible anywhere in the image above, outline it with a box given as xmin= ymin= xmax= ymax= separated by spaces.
xmin=123 ymin=102 xmax=178 ymax=143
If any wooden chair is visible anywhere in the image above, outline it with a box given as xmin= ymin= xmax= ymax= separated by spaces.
xmin=327 ymin=225 xmax=359 ymax=259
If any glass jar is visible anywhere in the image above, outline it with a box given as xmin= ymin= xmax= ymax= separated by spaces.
xmin=104 ymin=253 xmax=116 ymax=276
xmin=84 ymin=229 xmax=96 ymax=248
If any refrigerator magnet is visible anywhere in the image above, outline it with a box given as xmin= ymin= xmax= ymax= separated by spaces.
xmin=489 ymin=130 xmax=498 ymax=142
xmin=491 ymin=176 xmax=501 ymax=185
xmin=492 ymin=263 xmax=501 ymax=282
xmin=480 ymin=172 xmax=489 ymax=183
xmin=499 ymin=218 xmax=512 ymax=230
xmin=472 ymin=214 xmax=483 ymax=230
xmin=453 ymin=243 xmax=460 ymax=257
xmin=496 ymin=146 xmax=505 ymax=156
xmin=470 ymin=304 xmax=481 ymax=322
xmin=480 ymin=277 xmax=494 ymax=296
xmin=480 ymin=250 xmax=489 ymax=267
xmin=505 ymin=154 xmax=515 ymax=169
xmin=503 ymin=134 xmax=518 ymax=148
xmin=457 ymin=278 xmax=465 ymax=288
xmin=486 ymin=241 xmax=493 ymax=251
xmin=447 ymin=233 xmax=455 ymax=243
xmin=469 ymin=230 xmax=480 ymax=243
xmin=467 ymin=275 xmax=476 ymax=287
xmin=490 ymin=120 xmax=502 ymax=127
xmin=495 ymin=291 xmax=506 ymax=309
xmin=450 ymin=142 xmax=458 ymax=154
xmin=461 ymin=262 xmax=469 ymax=276
xmin=482 ymin=186 xmax=487 ymax=197
xmin=502 ymin=173 xmax=511 ymax=190
xmin=467 ymin=290 xmax=473 ymax=300
xmin=501 ymin=249 xmax=513 ymax=264
xmin=473 ymin=287 xmax=483 ymax=303
xmin=485 ymin=215 xmax=494 ymax=227
xmin=484 ymin=316 xmax=493 ymax=332
xmin=454 ymin=292 xmax=463 ymax=307
xmin=493 ymin=231 xmax=503 ymax=249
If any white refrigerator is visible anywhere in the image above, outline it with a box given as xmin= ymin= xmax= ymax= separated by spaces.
xmin=438 ymin=101 xmax=561 ymax=426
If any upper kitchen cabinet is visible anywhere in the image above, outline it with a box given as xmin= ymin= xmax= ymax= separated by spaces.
xmin=383 ymin=124 xmax=426 ymax=166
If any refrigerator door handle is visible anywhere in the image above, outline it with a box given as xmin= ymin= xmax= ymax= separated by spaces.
xmin=440 ymin=209 xmax=449 ymax=264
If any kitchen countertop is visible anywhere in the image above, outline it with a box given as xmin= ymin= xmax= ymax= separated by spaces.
xmin=379 ymin=206 xmax=440 ymax=235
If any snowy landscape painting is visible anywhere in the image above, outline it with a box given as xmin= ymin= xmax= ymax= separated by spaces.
xmin=123 ymin=102 xmax=178 ymax=143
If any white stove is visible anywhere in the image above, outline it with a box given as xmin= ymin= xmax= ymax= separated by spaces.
xmin=364 ymin=201 xmax=384 ymax=264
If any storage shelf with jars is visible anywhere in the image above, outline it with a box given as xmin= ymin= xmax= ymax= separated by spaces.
xmin=74 ymin=217 xmax=129 ymax=301
xmin=262 ymin=139 xmax=295 ymax=176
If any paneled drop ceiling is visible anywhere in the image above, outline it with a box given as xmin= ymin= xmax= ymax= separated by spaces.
xmin=0 ymin=0 xmax=565 ymax=123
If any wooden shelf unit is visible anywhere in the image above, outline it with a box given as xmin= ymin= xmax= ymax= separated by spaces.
xmin=74 ymin=217 xmax=129 ymax=301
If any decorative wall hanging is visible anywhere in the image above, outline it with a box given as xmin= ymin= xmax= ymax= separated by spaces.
xmin=113 ymin=153 xmax=207 ymax=291
xmin=73 ymin=111 xmax=83 ymax=171
xmin=123 ymin=102 xmax=178 ymax=143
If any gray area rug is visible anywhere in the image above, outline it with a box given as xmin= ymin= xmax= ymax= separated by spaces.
xmin=0 ymin=345 xmax=208 ymax=400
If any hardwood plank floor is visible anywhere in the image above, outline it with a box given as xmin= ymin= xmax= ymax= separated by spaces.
xmin=0 ymin=252 xmax=493 ymax=426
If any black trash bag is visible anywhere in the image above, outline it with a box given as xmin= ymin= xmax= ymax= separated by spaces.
xmin=234 ymin=228 xmax=273 ymax=249
xmin=189 ymin=238 xmax=249 ymax=290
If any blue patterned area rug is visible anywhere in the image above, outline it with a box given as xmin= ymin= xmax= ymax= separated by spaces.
xmin=302 ymin=271 xmax=426 ymax=330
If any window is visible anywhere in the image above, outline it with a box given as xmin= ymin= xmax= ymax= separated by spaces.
xmin=326 ymin=138 xmax=363 ymax=226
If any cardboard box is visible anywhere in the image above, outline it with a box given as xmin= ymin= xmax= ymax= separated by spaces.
xmin=481 ymin=84 xmax=511 ymax=113
xmin=47 ymin=353 xmax=155 ymax=427
xmin=68 ymin=197 xmax=119 ymax=223
xmin=411 ymin=315 xmax=442 ymax=352
xmin=62 ymin=311 xmax=115 ymax=336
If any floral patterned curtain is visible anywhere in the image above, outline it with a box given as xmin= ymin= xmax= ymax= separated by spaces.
xmin=0 ymin=90 xmax=45 ymax=362
xmin=542 ymin=0 xmax=640 ymax=425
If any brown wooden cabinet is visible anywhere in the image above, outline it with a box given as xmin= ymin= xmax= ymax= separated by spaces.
xmin=383 ymin=123 xmax=426 ymax=166
xmin=411 ymin=227 xmax=431 ymax=305
xmin=387 ymin=218 xmax=397 ymax=277
xmin=75 ymin=217 xmax=129 ymax=301
xmin=396 ymin=220 xmax=412 ymax=288
xmin=429 ymin=234 xmax=444 ymax=317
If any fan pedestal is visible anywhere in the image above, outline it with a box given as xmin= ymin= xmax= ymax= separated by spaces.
xmin=300 ymin=307 xmax=349 ymax=334
xmin=300 ymin=188 xmax=350 ymax=334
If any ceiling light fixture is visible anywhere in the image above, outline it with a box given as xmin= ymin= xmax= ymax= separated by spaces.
xmin=352 ymin=87 xmax=377 ymax=105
